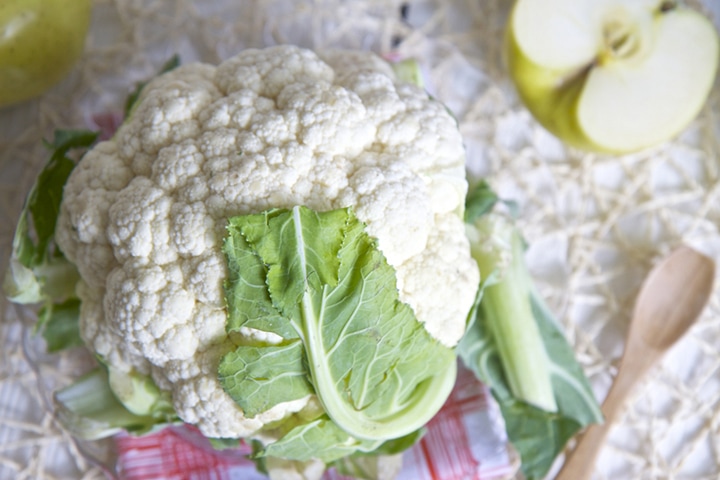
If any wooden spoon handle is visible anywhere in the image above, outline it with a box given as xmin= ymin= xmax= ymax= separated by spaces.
xmin=554 ymin=418 xmax=612 ymax=480
xmin=555 ymin=356 xmax=657 ymax=480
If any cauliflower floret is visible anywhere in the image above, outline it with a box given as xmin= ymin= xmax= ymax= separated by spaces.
xmin=56 ymin=45 xmax=479 ymax=439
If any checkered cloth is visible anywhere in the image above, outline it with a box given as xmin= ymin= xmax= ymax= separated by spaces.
xmin=115 ymin=365 xmax=516 ymax=480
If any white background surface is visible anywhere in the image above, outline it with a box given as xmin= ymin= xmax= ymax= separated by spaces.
xmin=1 ymin=1 xmax=720 ymax=478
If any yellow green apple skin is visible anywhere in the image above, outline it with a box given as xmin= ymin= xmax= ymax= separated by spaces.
xmin=505 ymin=0 xmax=720 ymax=154
xmin=505 ymin=26 xmax=596 ymax=152
xmin=0 ymin=0 xmax=93 ymax=107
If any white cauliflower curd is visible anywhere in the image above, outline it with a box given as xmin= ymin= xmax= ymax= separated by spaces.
xmin=54 ymin=45 xmax=479 ymax=439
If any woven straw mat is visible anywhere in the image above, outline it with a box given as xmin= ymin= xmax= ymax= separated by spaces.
xmin=1 ymin=1 xmax=720 ymax=479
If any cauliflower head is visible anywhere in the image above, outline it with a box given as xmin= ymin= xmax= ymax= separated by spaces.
xmin=55 ymin=45 xmax=479 ymax=439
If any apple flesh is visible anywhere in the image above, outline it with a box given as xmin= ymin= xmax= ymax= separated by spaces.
xmin=506 ymin=0 xmax=719 ymax=154
xmin=0 ymin=0 xmax=92 ymax=107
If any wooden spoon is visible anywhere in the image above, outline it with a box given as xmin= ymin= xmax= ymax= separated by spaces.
xmin=555 ymin=245 xmax=715 ymax=480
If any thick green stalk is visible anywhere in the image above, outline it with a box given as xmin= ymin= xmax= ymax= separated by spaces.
xmin=470 ymin=217 xmax=558 ymax=412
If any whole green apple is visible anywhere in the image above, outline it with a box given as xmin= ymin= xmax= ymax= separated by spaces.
xmin=506 ymin=0 xmax=719 ymax=154
xmin=0 ymin=0 xmax=92 ymax=107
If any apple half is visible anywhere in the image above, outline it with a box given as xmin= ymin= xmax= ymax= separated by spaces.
xmin=506 ymin=0 xmax=719 ymax=154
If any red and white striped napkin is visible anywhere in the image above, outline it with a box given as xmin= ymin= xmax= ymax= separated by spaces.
xmin=115 ymin=365 xmax=516 ymax=480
